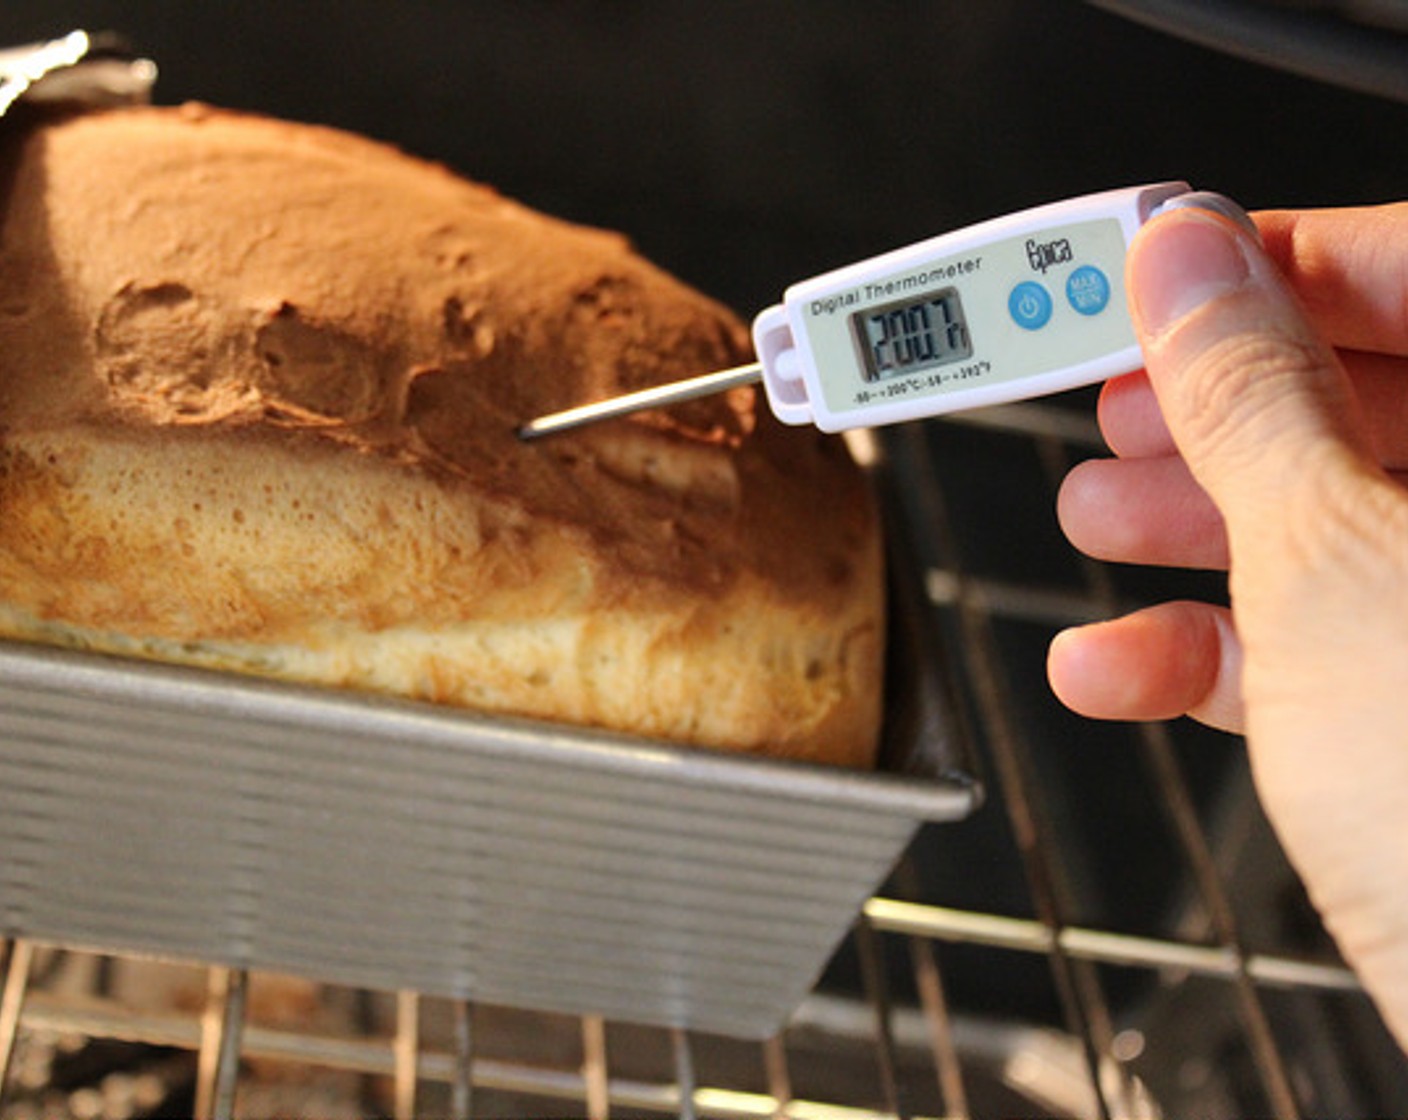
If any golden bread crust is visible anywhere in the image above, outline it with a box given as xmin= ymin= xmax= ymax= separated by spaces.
xmin=0 ymin=105 xmax=883 ymax=766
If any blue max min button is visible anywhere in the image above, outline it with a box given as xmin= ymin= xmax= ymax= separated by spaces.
xmin=1066 ymin=265 xmax=1111 ymax=316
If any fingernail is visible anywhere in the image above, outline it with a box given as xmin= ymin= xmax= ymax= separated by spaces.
xmin=1151 ymin=191 xmax=1260 ymax=241
xmin=1130 ymin=212 xmax=1252 ymax=334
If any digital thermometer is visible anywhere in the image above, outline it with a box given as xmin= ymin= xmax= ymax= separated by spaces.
xmin=520 ymin=183 xmax=1248 ymax=439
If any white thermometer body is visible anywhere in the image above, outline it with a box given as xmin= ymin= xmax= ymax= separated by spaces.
xmin=753 ymin=182 xmax=1191 ymax=432
xmin=517 ymin=183 xmax=1252 ymax=442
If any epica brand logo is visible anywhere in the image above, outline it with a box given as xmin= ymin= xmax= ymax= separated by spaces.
xmin=1026 ymin=237 xmax=1073 ymax=274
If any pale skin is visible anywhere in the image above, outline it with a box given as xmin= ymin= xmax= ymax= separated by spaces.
xmin=1048 ymin=202 xmax=1408 ymax=1052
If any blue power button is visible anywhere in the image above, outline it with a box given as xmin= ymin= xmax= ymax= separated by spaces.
xmin=1009 ymin=281 xmax=1053 ymax=330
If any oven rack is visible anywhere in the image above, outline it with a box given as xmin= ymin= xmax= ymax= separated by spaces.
xmin=0 ymin=895 xmax=1380 ymax=1120
xmin=1 ymin=400 xmax=1405 ymax=1119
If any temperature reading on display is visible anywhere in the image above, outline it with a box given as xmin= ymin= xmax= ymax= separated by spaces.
xmin=853 ymin=288 xmax=973 ymax=382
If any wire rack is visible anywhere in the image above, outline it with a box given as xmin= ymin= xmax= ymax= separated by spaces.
xmin=2 ymin=399 xmax=1406 ymax=1119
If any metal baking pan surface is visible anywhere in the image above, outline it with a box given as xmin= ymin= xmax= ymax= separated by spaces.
xmin=0 ymin=557 xmax=978 ymax=1042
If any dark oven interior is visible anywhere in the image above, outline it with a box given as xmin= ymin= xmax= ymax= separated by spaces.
xmin=2 ymin=2 xmax=1408 ymax=1117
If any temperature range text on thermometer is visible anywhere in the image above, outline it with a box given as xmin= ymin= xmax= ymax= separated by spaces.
xmin=754 ymin=181 xmax=1194 ymax=431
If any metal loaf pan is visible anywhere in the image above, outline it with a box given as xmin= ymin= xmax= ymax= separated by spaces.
xmin=0 ymin=30 xmax=978 ymax=1044
xmin=0 ymin=470 xmax=976 ymax=1047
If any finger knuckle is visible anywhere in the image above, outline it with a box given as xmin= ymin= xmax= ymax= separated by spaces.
xmin=1177 ymin=330 xmax=1334 ymax=468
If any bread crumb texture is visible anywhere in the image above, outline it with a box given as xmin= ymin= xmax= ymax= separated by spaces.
xmin=0 ymin=106 xmax=883 ymax=766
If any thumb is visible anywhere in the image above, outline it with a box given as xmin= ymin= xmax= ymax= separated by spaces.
xmin=1126 ymin=204 xmax=1378 ymax=542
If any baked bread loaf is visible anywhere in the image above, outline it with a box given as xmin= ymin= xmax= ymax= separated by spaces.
xmin=0 ymin=104 xmax=884 ymax=767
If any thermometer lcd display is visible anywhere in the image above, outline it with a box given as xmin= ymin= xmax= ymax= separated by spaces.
xmin=852 ymin=288 xmax=973 ymax=382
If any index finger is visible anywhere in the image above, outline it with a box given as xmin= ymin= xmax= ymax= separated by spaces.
xmin=1255 ymin=203 xmax=1408 ymax=356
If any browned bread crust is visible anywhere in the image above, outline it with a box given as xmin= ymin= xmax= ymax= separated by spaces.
xmin=0 ymin=105 xmax=883 ymax=766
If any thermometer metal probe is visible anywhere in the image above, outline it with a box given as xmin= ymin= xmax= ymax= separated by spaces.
xmin=519 ymin=184 xmax=1252 ymax=440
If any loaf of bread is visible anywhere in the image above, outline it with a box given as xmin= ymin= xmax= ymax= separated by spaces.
xmin=0 ymin=105 xmax=884 ymax=767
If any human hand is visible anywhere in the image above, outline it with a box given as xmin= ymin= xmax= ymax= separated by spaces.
xmin=1047 ymin=201 xmax=1408 ymax=1050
